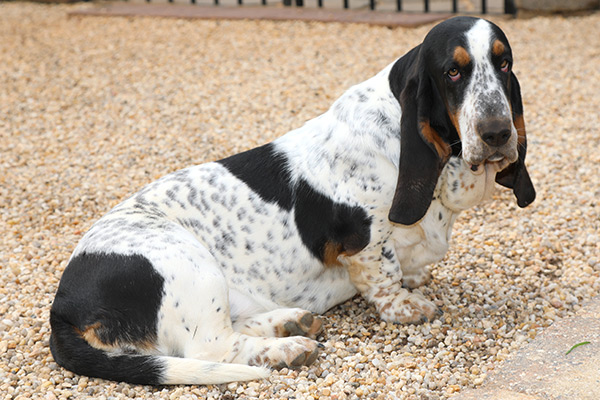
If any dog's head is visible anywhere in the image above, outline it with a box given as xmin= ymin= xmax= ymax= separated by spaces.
xmin=388 ymin=16 xmax=536 ymax=225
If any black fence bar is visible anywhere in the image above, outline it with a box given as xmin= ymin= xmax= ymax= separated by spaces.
xmin=147 ymin=0 xmax=517 ymax=15
xmin=505 ymin=0 xmax=516 ymax=14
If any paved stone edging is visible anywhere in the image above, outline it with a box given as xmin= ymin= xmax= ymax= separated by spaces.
xmin=455 ymin=297 xmax=600 ymax=400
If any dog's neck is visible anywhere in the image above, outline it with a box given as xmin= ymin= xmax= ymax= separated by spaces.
xmin=437 ymin=157 xmax=498 ymax=213
xmin=272 ymin=65 xmax=401 ymax=194
xmin=328 ymin=64 xmax=402 ymax=167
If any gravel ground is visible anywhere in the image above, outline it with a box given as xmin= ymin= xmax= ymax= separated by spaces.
xmin=1 ymin=3 xmax=599 ymax=399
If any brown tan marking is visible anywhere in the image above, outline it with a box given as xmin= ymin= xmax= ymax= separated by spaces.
xmin=419 ymin=121 xmax=452 ymax=160
xmin=323 ymin=241 xmax=343 ymax=267
xmin=76 ymin=322 xmax=156 ymax=352
xmin=492 ymin=39 xmax=505 ymax=56
xmin=453 ymin=46 xmax=471 ymax=67
xmin=513 ymin=114 xmax=527 ymax=145
xmin=76 ymin=322 xmax=118 ymax=352
xmin=323 ymin=236 xmax=366 ymax=268
xmin=446 ymin=110 xmax=461 ymax=139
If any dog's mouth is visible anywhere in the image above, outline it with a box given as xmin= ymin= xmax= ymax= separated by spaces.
xmin=466 ymin=159 xmax=506 ymax=202
xmin=487 ymin=152 xmax=505 ymax=163
xmin=468 ymin=153 xmax=509 ymax=175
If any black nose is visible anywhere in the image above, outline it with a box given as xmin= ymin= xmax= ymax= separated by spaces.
xmin=478 ymin=120 xmax=511 ymax=147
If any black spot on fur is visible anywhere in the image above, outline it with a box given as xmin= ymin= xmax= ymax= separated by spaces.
xmin=357 ymin=92 xmax=369 ymax=102
xmin=294 ymin=179 xmax=372 ymax=263
xmin=369 ymin=109 xmax=392 ymax=129
xmin=218 ymin=143 xmax=293 ymax=210
xmin=382 ymin=248 xmax=395 ymax=261
xmin=49 ymin=253 xmax=165 ymax=385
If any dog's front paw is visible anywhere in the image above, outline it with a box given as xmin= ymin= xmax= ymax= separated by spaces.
xmin=401 ymin=268 xmax=431 ymax=289
xmin=374 ymin=287 xmax=441 ymax=324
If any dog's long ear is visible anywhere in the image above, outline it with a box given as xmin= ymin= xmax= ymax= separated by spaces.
xmin=495 ymin=72 xmax=536 ymax=208
xmin=388 ymin=47 xmax=452 ymax=225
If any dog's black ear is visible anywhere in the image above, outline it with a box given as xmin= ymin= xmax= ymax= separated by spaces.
xmin=495 ymin=72 xmax=536 ymax=208
xmin=388 ymin=47 xmax=452 ymax=225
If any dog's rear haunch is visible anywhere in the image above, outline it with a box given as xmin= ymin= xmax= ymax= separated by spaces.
xmin=50 ymin=16 xmax=534 ymax=385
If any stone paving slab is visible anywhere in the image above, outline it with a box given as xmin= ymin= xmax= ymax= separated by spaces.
xmin=68 ymin=3 xmax=450 ymax=27
xmin=455 ymin=297 xmax=600 ymax=400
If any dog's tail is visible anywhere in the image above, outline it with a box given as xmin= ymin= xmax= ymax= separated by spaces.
xmin=49 ymin=313 xmax=270 ymax=385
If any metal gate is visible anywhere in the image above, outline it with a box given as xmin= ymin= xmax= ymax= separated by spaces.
xmin=152 ymin=0 xmax=516 ymax=14
xmin=282 ymin=0 xmax=516 ymax=13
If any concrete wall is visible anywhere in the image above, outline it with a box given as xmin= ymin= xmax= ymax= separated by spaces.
xmin=516 ymin=0 xmax=600 ymax=12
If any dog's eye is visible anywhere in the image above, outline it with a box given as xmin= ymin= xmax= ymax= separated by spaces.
xmin=500 ymin=59 xmax=510 ymax=72
xmin=447 ymin=68 xmax=461 ymax=82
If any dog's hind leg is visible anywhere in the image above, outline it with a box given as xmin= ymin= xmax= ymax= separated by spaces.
xmin=151 ymin=238 xmax=321 ymax=371
xmin=159 ymin=273 xmax=322 ymax=371
xmin=175 ymin=297 xmax=322 ymax=370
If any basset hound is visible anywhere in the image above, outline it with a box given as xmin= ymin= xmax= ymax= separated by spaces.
xmin=50 ymin=16 xmax=535 ymax=385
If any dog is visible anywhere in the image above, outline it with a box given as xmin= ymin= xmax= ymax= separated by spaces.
xmin=50 ymin=16 xmax=535 ymax=385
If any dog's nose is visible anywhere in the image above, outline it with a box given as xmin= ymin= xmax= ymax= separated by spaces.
xmin=478 ymin=120 xmax=511 ymax=147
